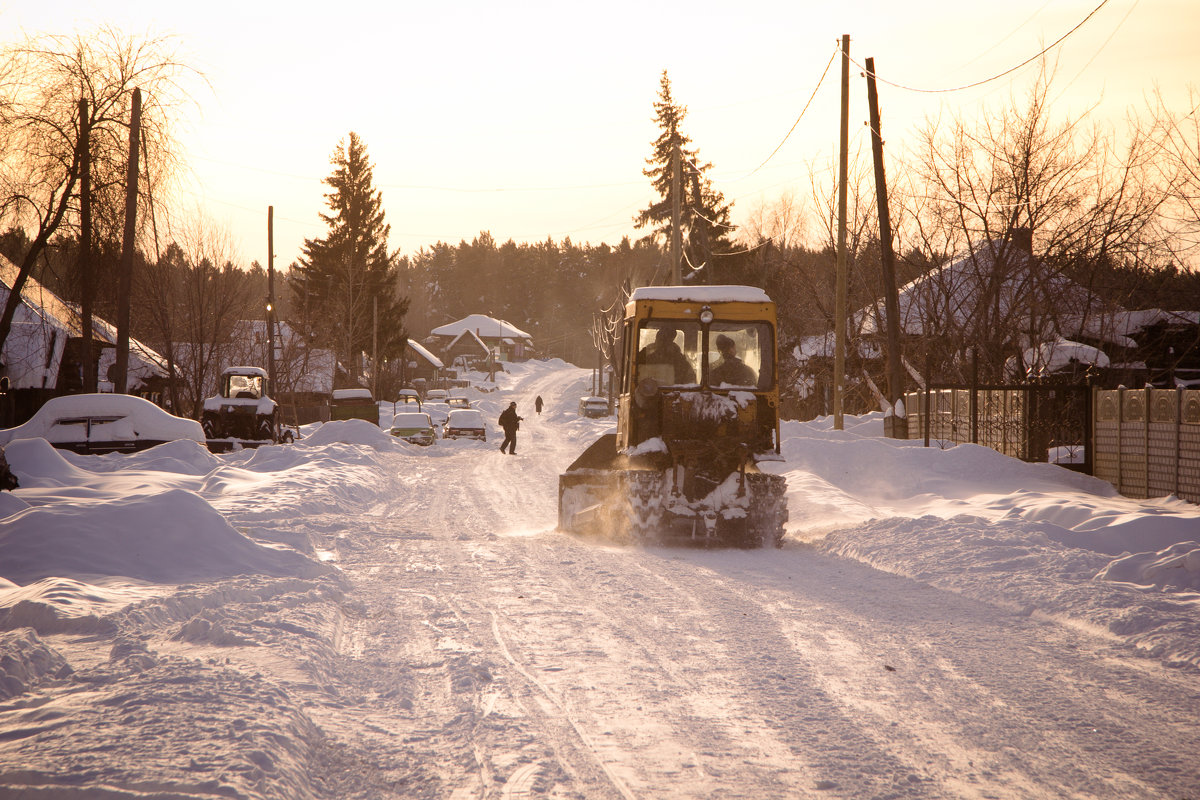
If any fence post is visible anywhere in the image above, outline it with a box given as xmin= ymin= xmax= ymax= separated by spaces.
xmin=969 ymin=347 xmax=978 ymax=444
xmin=1083 ymin=382 xmax=1094 ymax=476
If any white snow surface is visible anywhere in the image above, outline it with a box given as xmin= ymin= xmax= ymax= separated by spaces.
xmin=1 ymin=358 xmax=1199 ymax=799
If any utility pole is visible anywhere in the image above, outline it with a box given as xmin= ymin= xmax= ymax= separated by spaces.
xmin=689 ymin=168 xmax=712 ymax=283
xmin=866 ymin=57 xmax=905 ymax=429
xmin=833 ymin=34 xmax=850 ymax=430
xmin=113 ymin=88 xmax=141 ymax=395
xmin=78 ymin=98 xmax=95 ymax=394
xmin=671 ymin=139 xmax=682 ymax=285
xmin=372 ymin=295 xmax=378 ymax=400
xmin=267 ymin=206 xmax=277 ymax=398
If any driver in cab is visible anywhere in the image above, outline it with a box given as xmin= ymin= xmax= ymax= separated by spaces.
xmin=637 ymin=326 xmax=696 ymax=384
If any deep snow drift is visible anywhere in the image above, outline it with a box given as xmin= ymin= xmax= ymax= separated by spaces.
xmin=1 ymin=358 xmax=1198 ymax=798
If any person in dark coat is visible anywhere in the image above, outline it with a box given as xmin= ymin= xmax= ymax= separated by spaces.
xmin=498 ymin=401 xmax=522 ymax=454
xmin=709 ymin=334 xmax=757 ymax=387
xmin=535 ymin=395 xmax=544 ymax=415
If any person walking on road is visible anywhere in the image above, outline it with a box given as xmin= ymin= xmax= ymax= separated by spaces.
xmin=499 ymin=401 xmax=523 ymax=454
xmin=535 ymin=395 xmax=544 ymax=415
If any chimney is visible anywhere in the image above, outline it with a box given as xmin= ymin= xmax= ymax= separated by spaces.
xmin=1012 ymin=227 xmax=1033 ymax=255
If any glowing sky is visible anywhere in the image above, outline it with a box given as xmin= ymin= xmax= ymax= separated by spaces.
xmin=3 ymin=0 xmax=1196 ymax=270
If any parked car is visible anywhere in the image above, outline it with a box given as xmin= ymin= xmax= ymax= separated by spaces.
xmin=330 ymin=388 xmax=379 ymax=425
xmin=447 ymin=396 xmax=471 ymax=409
xmin=578 ymin=396 xmax=610 ymax=418
xmin=395 ymin=389 xmax=422 ymax=409
xmin=388 ymin=411 xmax=436 ymax=446
xmin=425 ymin=388 xmax=448 ymax=403
xmin=443 ymin=408 xmax=486 ymax=441
xmin=0 ymin=393 xmax=206 ymax=455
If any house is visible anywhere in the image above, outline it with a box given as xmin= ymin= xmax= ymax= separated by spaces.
xmin=792 ymin=230 xmax=1199 ymax=417
xmin=425 ymin=314 xmax=534 ymax=366
xmin=0 ymin=254 xmax=169 ymax=424
xmin=402 ymin=338 xmax=444 ymax=387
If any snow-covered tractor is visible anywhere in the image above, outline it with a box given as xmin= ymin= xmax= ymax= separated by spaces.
xmin=558 ymin=286 xmax=788 ymax=548
xmin=201 ymin=366 xmax=291 ymax=452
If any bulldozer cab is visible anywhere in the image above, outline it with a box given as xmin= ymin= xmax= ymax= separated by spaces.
xmin=616 ymin=286 xmax=780 ymax=453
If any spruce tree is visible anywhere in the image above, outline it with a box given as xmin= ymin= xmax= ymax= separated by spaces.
xmin=291 ymin=133 xmax=408 ymax=381
xmin=635 ymin=71 xmax=734 ymax=283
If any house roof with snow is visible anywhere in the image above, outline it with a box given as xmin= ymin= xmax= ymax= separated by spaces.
xmin=406 ymin=339 xmax=443 ymax=369
xmin=429 ymin=314 xmax=532 ymax=342
xmin=0 ymin=254 xmax=168 ymax=390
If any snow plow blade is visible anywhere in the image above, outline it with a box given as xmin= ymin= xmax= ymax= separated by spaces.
xmin=558 ymin=434 xmax=787 ymax=548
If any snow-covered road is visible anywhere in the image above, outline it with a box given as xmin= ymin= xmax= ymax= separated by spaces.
xmin=2 ymin=360 xmax=1199 ymax=798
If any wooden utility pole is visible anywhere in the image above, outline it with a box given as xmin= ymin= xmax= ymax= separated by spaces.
xmin=372 ymin=295 xmax=378 ymax=400
xmin=671 ymin=139 xmax=682 ymax=285
xmin=689 ymin=168 xmax=712 ymax=282
xmin=267 ymin=206 xmax=277 ymax=397
xmin=78 ymin=98 xmax=95 ymax=394
xmin=833 ymin=34 xmax=850 ymax=430
xmin=866 ymin=57 xmax=905 ymax=420
xmin=113 ymin=87 xmax=141 ymax=394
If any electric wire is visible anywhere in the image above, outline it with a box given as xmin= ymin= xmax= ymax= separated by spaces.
xmin=852 ymin=0 xmax=1114 ymax=94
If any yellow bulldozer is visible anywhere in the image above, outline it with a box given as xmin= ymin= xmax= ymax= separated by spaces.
xmin=558 ymin=285 xmax=788 ymax=547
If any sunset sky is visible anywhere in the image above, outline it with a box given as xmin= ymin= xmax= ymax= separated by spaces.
xmin=3 ymin=0 xmax=1196 ymax=270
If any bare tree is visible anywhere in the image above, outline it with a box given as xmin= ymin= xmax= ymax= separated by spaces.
xmin=137 ymin=215 xmax=255 ymax=417
xmin=907 ymin=66 xmax=1169 ymax=381
xmin=0 ymin=28 xmax=193 ymax=365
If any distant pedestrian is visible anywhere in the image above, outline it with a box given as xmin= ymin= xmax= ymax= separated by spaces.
xmin=499 ymin=401 xmax=523 ymax=454
xmin=535 ymin=395 xmax=544 ymax=415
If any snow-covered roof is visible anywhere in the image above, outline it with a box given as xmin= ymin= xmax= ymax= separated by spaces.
xmin=406 ymin=339 xmax=444 ymax=369
xmin=430 ymin=314 xmax=532 ymax=341
xmin=0 ymin=254 xmax=168 ymax=389
xmin=444 ymin=328 xmax=491 ymax=354
xmin=1020 ymin=337 xmax=1111 ymax=376
xmin=630 ymin=285 xmax=772 ymax=304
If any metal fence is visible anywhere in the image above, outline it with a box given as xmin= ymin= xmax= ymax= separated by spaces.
xmin=1093 ymin=388 xmax=1200 ymax=503
xmin=904 ymin=384 xmax=1091 ymax=470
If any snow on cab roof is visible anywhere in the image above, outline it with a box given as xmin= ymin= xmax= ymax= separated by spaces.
xmin=629 ymin=285 xmax=772 ymax=304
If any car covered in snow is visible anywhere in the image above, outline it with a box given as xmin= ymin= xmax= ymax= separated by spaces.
xmin=0 ymin=393 xmax=206 ymax=455
xmin=443 ymin=408 xmax=486 ymax=441
xmin=423 ymin=402 xmax=451 ymax=430
xmin=388 ymin=411 xmax=436 ymax=446
xmin=578 ymin=396 xmax=609 ymax=418
xmin=425 ymin=389 xmax=448 ymax=403
xmin=447 ymin=395 xmax=471 ymax=409
xmin=330 ymin=388 xmax=379 ymax=425
xmin=395 ymin=389 xmax=422 ymax=409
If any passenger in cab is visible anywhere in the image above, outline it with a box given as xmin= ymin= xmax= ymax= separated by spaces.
xmin=709 ymin=334 xmax=757 ymax=387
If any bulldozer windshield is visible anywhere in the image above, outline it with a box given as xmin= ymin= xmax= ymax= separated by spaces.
xmin=634 ymin=320 xmax=774 ymax=390
xmin=636 ymin=323 xmax=700 ymax=386
xmin=705 ymin=322 xmax=773 ymax=389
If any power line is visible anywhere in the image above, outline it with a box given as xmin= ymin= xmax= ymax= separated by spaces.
xmin=854 ymin=0 xmax=1114 ymax=94
xmin=740 ymin=44 xmax=840 ymax=178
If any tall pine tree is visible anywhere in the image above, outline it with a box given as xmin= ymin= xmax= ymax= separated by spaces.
xmin=635 ymin=71 xmax=734 ymax=284
xmin=291 ymin=133 xmax=408 ymax=382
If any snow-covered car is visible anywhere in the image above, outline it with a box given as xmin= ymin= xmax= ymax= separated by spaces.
xmin=578 ymin=396 xmax=609 ymax=418
xmin=395 ymin=389 xmax=422 ymax=409
xmin=447 ymin=396 xmax=471 ymax=409
xmin=389 ymin=411 xmax=436 ymax=446
xmin=443 ymin=408 xmax=486 ymax=441
xmin=330 ymin=388 xmax=379 ymax=425
xmin=0 ymin=393 xmax=206 ymax=455
xmin=425 ymin=389 xmax=449 ymax=403
xmin=423 ymin=402 xmax=451 ymax=430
